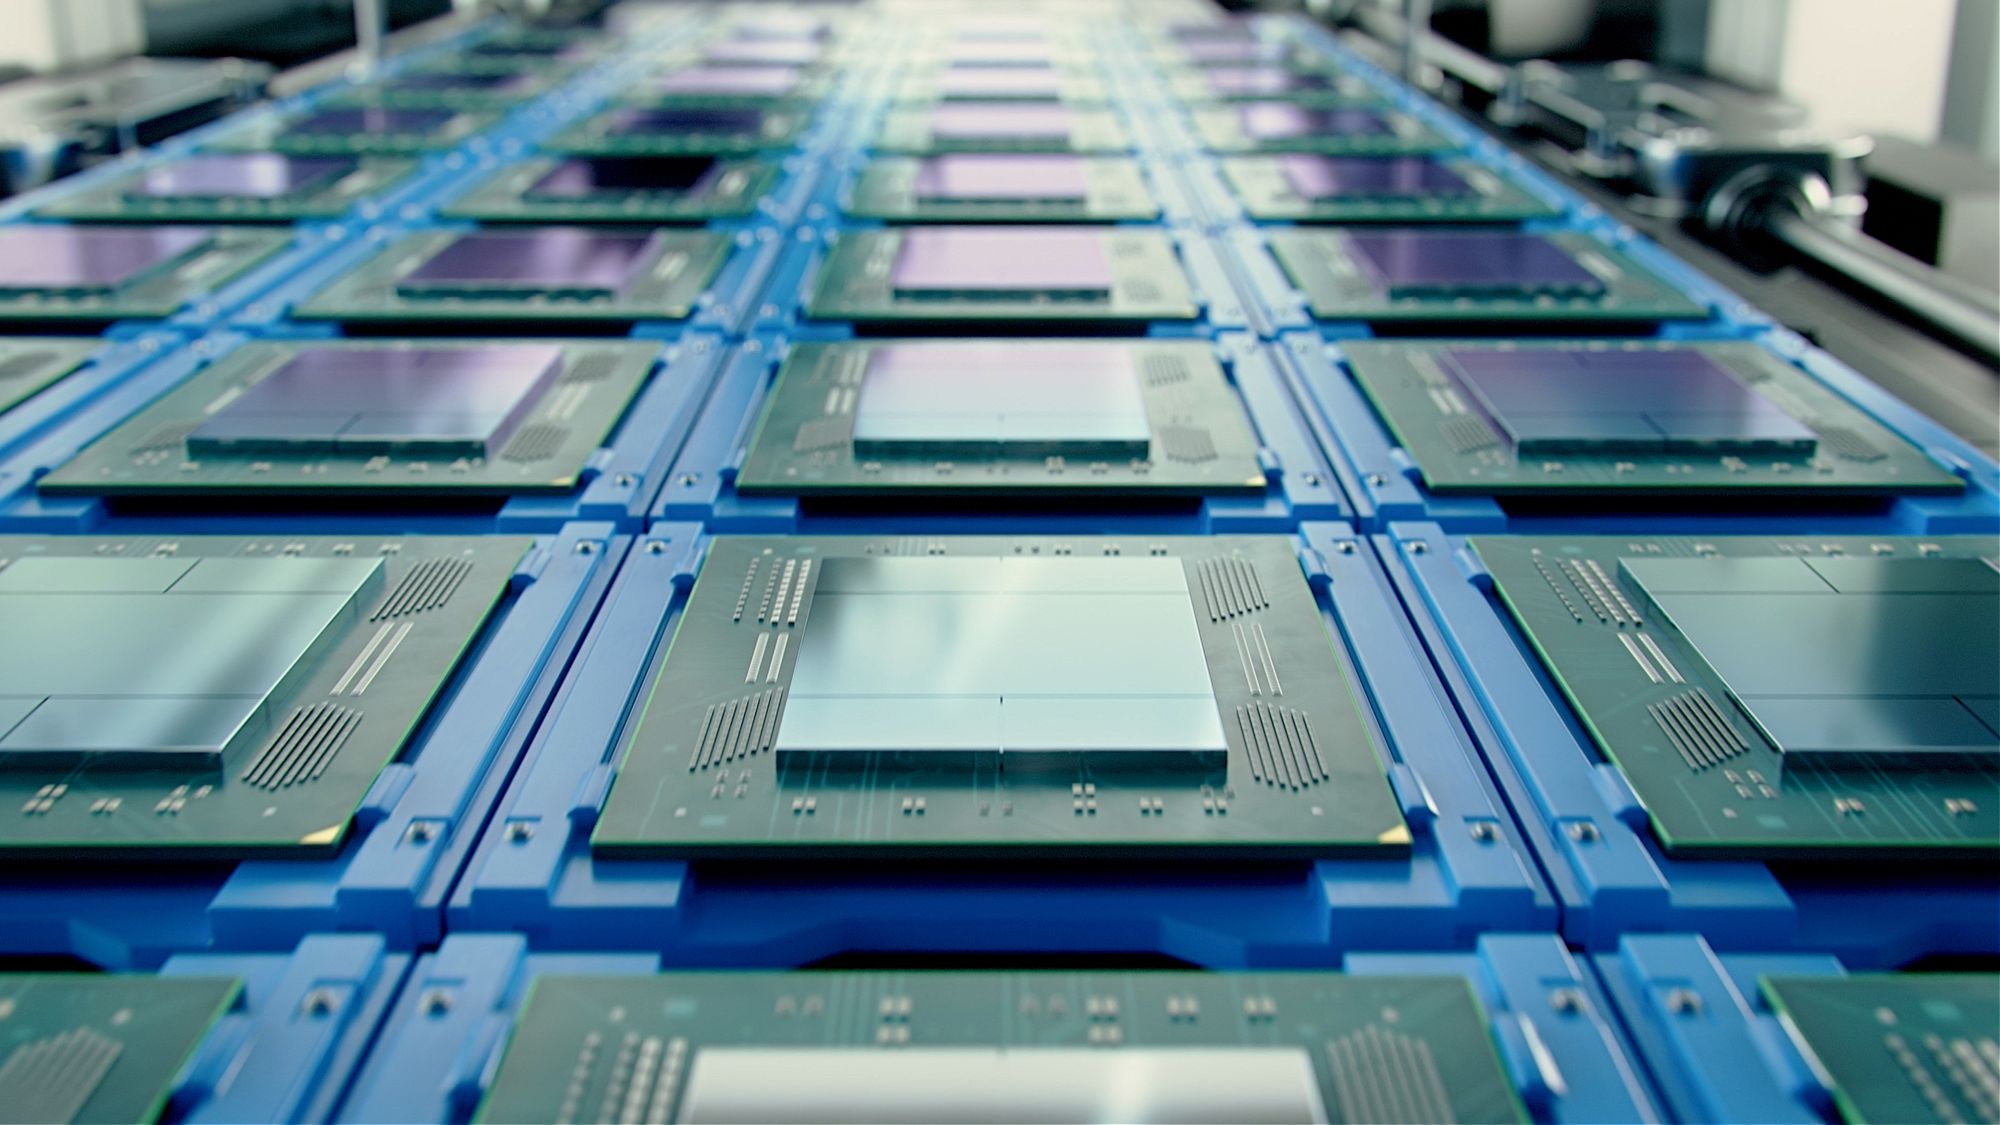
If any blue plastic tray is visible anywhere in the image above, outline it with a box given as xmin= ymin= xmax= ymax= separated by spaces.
xmin=0 ymin=330 xmax=724 ymax=534
xmin=336 ymin=932 xmax=1651 ymax=1124
xmin=157 ymin=935 xmax=409 ymax=1124
xmin=2 ymin=524 xmax=626 ymax=969
xmin=1592 ymin=934 xmax=1877 ymax=1125
xmin=1381 ymin=523 xmax=2000 ymax=966
xmin=651 ymin=331 xmax=1346 ymax=532
xmin=446 ymin=520 xmax=1551 ymax=964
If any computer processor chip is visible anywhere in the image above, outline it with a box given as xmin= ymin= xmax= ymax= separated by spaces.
xmin=807 ymin=226 xmax=1196 ymax=324
xmin=443 ymin=154 xmax=778 ymax=223
xmin=1266 ymin=228 xmax=1706 ymax=324
xmin=1191 ymin=102 xmax=1448 ymax=154
xmin=0 ymin=534 xmax=529 ymax=855
xmin=898 ymin=65 xmax=1107 ymax=103
xmin=847 ymin=154 xmax=1158 ymax=221
xmin=345 ymin=65 xmax=555 ymax=108
xmin=38 ymin=152 xmax=420 ymax=223
xmin=0 ymin=340 xmax=100 ymax=420
xmin=591 ymin=535 xmax=1407 ymax=859
xmin=476 ymin=972 xmax=1524 ymax=1125
xmin=876 ymin=102 xmax=1131 ymax=153
xmin=1761 ymin=974 xmax=2000 ymax=1125
xmin=1169 ymin=64 xmax=1376 ymax=103
xmin=0 ymin=224 xmax=289 ymax=324
xmin=40 ymin=340 xmax=661 ymax=498
xmin=214 ymin=105 xmax=498 ymax=155
xmin=1471 ymin=534 xmax=2000 ymax=856
xmin=549 ymin=105 xmax=809 ymax=155
xmin=295 ymin=227 xmax=730 ymax=327
xmin=736 ymin=340 xmax=1264 ymax=496
xmin=0 ymin=975 xmax=240 ymax=1125
xmin=1221 ymin=154 xmax=1557 ymax=222
xmin=1342 ymin=340 xmax=1963 ymax=495
xmin=638 ymin=64 xmax=829 ymax=105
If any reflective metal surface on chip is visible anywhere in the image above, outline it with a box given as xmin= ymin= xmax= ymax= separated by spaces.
xmin=934 ymin=66 xmax=1065 ymax=97
xmin=1280 ymin=155 xmax=1472 ymax=199
xmin=1344 ymin=230 xmax=1604 ymax=297
xmin=852 ymin=342 xmax=1149 ymax=454
xmin=927 ymin=103 xmax=1074 ymax=139
xmin=890 ymin=227 xmax=1113 ymax=291
xmin=132 ymin=154 xmax=356 ymax=200
xmin=397 ymin=228 xmax=662 ymax=295
xmin=525 ymin=156 xmax=722 ymax=198
xmin=912 ymin=154 xmax=1089 ymax=201
xmin=187 ymin=343 xmax=566 ymax=456
xmin=1240 ymin=103 xmax=1392 ymax=139
xmin=603 ymin=106 xmax=768 ymax=135
xmin=292 ymin=106 xmax=458 ymax=135
xmin=1201 ymin=65 xmax=1337 ymax=96
xmin=652 ymin=65 xmax=807 ymax=96
xmin=0 ymin=225 xmax=212 ymax=292
xmin=1441 ymin=346 xmax=1818 ymax=453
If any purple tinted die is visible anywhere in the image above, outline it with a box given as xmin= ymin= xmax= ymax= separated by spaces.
xmin=652 ymin=65 xmax=806 ymax=96
xmin=1279 ymin=155 xmax=1472 ymax=199
xmin=397 ymin=228 xmax=661 ymax=296
xmin=935 ymin=67 xmax=1065 ymax=97
xmin=702 ymin=39 xmax=824 ymax=65
xmin=292 ymin=107 xmax=457 ymax=135
xmin=0 ymin=225 xmax=213 ymax=292
xmin=526 ymin=156 xmax=721 ymax=198
xmin=133 ymin=154 xmax=356 ymax=200
xmin=1239 ymin=104 xmax=1392 ymax=139
xmin=926 ymin=103 xmax=1074 ymax=139
xmin=187 ymin=344 xmax=566 ymax=457
xmin=380 ymin=70 xmax=534 ymax=94
xmin=1202 ymin=66 xmax=1335 ymax=96
xmin=913 ymin=154 xmax=1088 ymax=201
xmin=604 ymin=106 xmax=768 ymax=135
xmin=1442 ymin=347 xmax=1818 ymax=454
xmin=1343 ymin=231 xmax=1603 ymax=298
xmin=890 ymin=227 xmax=1113 ymax=292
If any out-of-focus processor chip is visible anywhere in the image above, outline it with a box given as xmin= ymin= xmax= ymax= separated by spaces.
xmin=1266 ymin=228 xmax=1706 ymax=324
xmin=0 ymin=224 xmax=289 ymax=324
xmin=848 ymin=153 xmax=1157 ymax=221
xmin=41 ymin=339 xmax=662 ymax=498
xmin=1472 ymin=534 xmax=2000 ymax=856
xmin=443 ymin=154 xmax=778 ymax=223
xmin=476 ymin=971 xmax=1525 ymax=1125
xmin=38 ymin=152 xmax=420 ymax=223
xmin=591 ymin=535 xmax=1408 ymax=859
xmin=876 ymin=102 xmax=1130 ymax=153
xmin=898 ymin=65 xmax=1106 ymax=103
xmin=737 ymin=340 xmax=1265 ymax=495
xmin=0 ymin=534 xmax=529 ymax=855
xmin=807 ymin=225 xmax=1196 ymax=324
xmin=1341 ymin=340 xmax=1964 ymax=495
xmin=1221 ymin=154 xmax=1557 ymax=222
xmin=0 ymin=974 xmax=240 ymax=1125
xmin=549 ymin=105 xmax=809 ymax=155
xmin=215 ymin=105 xmax=497 ymax=155
xmin=0 ymin=340 xmax=101 ymax=420
xmin=637 ymin=64 xmax=829 ymax=105
xmin=343 ymin=65 xmax=555 ymax=108
xmin=1170 ymin=64 xmax=1376 ymax=103
xmin=1191 ymin=102 xmax=1448 ymax=154
xmin=1761 ymin=974 xmax=2000 ymax=1125
xmin=296 ymin=226 xmax=730 ymax=327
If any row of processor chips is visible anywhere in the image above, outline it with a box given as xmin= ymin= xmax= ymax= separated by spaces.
xmin=6 ymin=335 xmax=1964 ymax=506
